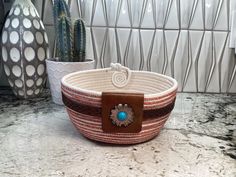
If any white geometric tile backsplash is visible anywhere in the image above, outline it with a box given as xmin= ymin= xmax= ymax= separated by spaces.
xmin=1 ymin=0 xmax=236 ymax=93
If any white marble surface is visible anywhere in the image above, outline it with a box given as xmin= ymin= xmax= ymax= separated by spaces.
xmin=0 ymin=88 xmax=235 ymax=177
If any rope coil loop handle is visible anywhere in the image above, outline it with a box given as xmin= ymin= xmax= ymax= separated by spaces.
xmin=110 ymin=63 xmax=131 ymax=88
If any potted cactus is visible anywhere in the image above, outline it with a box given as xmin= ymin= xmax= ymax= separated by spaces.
xmin=46 ymin=0 xmax=95 ymax=105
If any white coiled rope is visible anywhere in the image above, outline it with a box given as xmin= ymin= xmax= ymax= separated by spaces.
xmin=110 ymin=63 xmax=131 ymax=88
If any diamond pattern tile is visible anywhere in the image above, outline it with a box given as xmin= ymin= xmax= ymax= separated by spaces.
xmin=1 ymin=0 xmax=236 ymax=93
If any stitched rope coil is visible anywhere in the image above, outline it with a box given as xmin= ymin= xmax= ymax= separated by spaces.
xmin=61 ymin=63 xmax=178 ymax=144
xmin=110 ymin=63 xmax=131 ymax=88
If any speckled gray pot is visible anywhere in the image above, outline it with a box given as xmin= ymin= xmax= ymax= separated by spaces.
xmin=1 ymin=0 xmax=49 ymax=99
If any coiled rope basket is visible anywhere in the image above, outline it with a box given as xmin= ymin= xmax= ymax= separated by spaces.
xmin=61 ymin=63 xmax=178 ymax=144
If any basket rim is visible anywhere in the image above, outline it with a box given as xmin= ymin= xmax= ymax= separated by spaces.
xmin=61 ymin=67 xmax=178 ymax=98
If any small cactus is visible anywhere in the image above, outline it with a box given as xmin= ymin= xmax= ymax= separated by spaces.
xmin=73 ymin=19 xmax=86 ymax=62
xmin=53 ymin=0 xmax=70 ymax=27
xmin=53 ymin=0 xmax=86 ymax=62
xmin=57 ymin=14 xmax=73 ymax=62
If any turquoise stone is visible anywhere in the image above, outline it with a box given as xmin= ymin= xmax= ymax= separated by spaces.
xmin=117 ymin=111 xmax=127 ymax=121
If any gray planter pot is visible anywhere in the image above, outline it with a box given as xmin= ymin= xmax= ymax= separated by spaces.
xmin=1 ymin=0 xmax=49 ymax=98
xmin=46 ymin=58 xmax=95 ymax=105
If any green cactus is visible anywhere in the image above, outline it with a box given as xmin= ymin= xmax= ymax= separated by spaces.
xmin=73 ymin=19 xmax=86 ymax=62
xmin=53 ymin=0 xmax=86 ymax=62
xmin=53 ymin=0 xmax=72 ymax=61
xmin=53 ymin=0 xmax=70 ymax=27
xmin=57 ymin=14 xmax=73 ymax=62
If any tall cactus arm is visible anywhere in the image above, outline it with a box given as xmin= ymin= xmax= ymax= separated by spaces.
xmin=53 ymin=0 xmax=70 ymax=31
xmin=53 ymin=0 xmax=72 ymax=61
xmin=73 ymin=18 xmax=86 ymax=62
xmin=56 ymin=15 xmax=73 ymax=62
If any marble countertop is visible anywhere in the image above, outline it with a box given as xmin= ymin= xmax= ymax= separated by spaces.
xmin=0 ymin=88 xmax=235 ymax=177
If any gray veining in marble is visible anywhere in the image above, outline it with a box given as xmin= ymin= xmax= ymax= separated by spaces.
xmin=0 ymin=88 xmax=235 ymax=177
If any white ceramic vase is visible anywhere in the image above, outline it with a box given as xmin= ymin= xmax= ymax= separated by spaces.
xmin=46 ymin=59 xmax=95 ymax=105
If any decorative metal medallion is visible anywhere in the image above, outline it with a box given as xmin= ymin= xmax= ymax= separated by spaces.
xmin=102 ymin=92 xmax=143 ymax=133
xmin=110 ymin=104 xmax=134 ymax=127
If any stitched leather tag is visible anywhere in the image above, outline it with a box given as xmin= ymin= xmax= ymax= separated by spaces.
xmin=102 ymin=92 xmax=144 ymax=133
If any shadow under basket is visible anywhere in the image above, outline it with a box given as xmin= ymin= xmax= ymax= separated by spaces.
xmin=61 ymin=63 xmax=178 ymax=144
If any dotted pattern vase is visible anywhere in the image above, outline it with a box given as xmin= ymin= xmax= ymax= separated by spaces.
xmin=1 ymin=0 xmax=49 ymax=98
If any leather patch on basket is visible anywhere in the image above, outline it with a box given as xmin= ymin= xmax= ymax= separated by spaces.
xmin=102 ymin=92 xmax=144 ymax=133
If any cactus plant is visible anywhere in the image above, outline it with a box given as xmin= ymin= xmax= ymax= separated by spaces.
xmin=74 ymin=19 xmax=86 ymax=62
xmin=53 ymin=0 xmax=86 ymax=62
xmin=56 ymin=14 xmax=73 ymax=62
xmin=53 ymin=0 xmax=70 ymax=34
